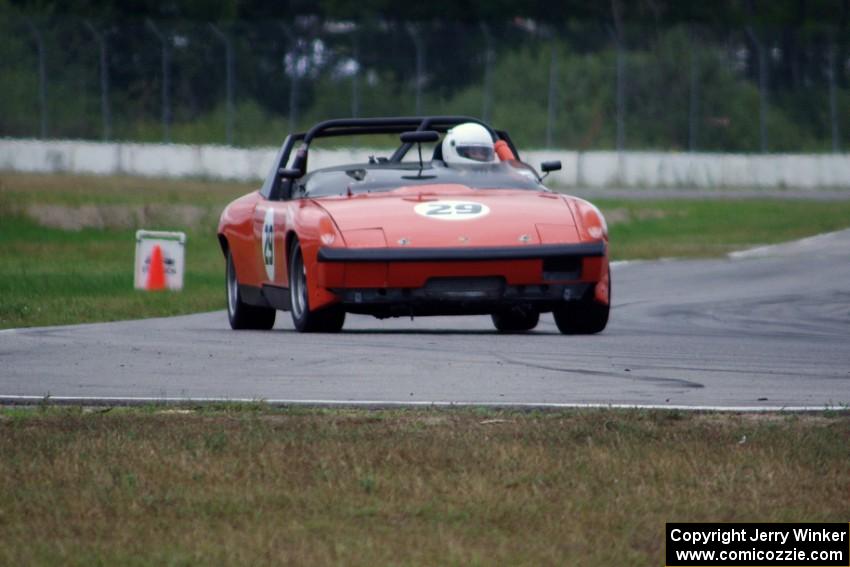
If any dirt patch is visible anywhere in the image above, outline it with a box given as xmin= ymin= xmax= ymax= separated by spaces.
xmin=601 ymin=207 xmax=670 ymax=225
xmin=602 ymin=208 xmax=630 ymax=225
xmin=694 ymin=412 xmax=840 ymax=427
xmin=410 ymin=415 xmax=451 ymax=426
xmin=24 ymin=204 xmax=209 ymax=231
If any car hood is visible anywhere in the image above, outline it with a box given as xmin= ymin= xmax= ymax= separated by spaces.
xmin=313 ymin=184 xmax=579 ymax=248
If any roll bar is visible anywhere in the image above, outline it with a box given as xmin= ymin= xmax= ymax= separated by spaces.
xmin=268 ymin=116 xmax=520 ymax=200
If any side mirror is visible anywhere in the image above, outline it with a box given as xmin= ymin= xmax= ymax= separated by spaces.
xmin=279 ymin=167 xmax=302 ymax=179
xmin=400 ymin=130 xmax=440 ymax=144
xmin=541 ymin=160 xmax=562 ymax=173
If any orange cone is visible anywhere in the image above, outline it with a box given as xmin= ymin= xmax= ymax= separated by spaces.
xmin=146 ymin=244 xmax=166 ymax=291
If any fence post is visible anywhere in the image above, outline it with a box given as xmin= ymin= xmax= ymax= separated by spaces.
xmin=281 ymin=25 xmax=301 ymax=132
xmin=828 ymin=39 xmax=841 ymax=152
xmin=545 ymin=41 xmax=558 ymax=148
xmin=85 ymin=21 xmax=112 ymax=141
xmin=146 ymin=20 xmax=171 ymax=143
xmin=608 ymin=0 xmax=626 ymax=153
xmin=25 ymin=19 xmax=48 ymax=139
xmin=746 ymin=26 xmax=768 ymax=153
xmin=407 ymin=24 xmax=426 ymax=115
xmin=614 ymin=33 xmax=625 ymax=152
xmin=209 ymin=24 xmax=234 ymax=146
xmin=480 ymin=23 xmax=494 ymax=122
xmin=688 ymin=29 xmax=699 ymax=152
xmin=351 ymin=29 xmax=360 ymax=118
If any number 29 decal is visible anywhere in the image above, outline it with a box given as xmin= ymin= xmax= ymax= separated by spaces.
xmin=414 ymin=200 xmax=490 ymax=221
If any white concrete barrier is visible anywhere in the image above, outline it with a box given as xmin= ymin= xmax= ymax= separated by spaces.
xmin=2 ymin=138 xmax=849 ymax=189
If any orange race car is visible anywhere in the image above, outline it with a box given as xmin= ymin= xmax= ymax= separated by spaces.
xmin=217 ymin=116 xmax=610 ymax=334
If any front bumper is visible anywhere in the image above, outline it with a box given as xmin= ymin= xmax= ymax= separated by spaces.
xmin=316 ymin=241 xmax=605 ymax=288
xmin=313 ymin=242 xmax=606 ymax=316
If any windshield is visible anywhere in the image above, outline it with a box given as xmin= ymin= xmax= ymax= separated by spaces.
xmin=301 ymin=161 xmax=545 ymax=197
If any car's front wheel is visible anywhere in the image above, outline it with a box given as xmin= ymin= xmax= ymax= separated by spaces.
xmin=491 ymin=307 xmax=539 ymax=332
xmin=552 ymin=268 xmax=610 ymax=335
xmin=226 ymin=250 xmax=276 ymax=330
xmin=289 ymin=240 xmax=345 ymax=333
xmin=553 ymin=300 xmax=609 ymax=334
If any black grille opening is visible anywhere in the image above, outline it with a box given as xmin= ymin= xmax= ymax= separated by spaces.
xmin=542 ymin=256 xmax=581 ymax=281
xmin=423 ymin=277 xmax=506 ymax=300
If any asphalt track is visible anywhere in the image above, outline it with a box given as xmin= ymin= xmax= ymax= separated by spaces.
xmin=2 ymin=230 xmax=849 ymax=410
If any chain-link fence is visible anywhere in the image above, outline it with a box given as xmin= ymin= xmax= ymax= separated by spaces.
xmin=1 ymin=13 xmax=847 ymax=152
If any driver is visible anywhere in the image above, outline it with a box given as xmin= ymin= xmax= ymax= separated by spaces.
xmin=442 ymin=122 xmax=496 ymax=165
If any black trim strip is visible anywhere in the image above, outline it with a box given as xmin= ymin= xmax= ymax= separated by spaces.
xmin=261 ymin=284 xmax=292 ymax=311
xmin=317 ymin=242 xmax=605 ymax=263
xmin=238 ymin=284 xmax=270 ymax=307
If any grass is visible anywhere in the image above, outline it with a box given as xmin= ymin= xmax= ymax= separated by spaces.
xmin=601 ymin=198 xmax=850 ymax=259
xmin=0 ymin=173 xmax=251 ymax=328
xmin=0 ymin=406 xmax=847 ymax=566
xmin=2 ymin=171 xmax=850 ymax=329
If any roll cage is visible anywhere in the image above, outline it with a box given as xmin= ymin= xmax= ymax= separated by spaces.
xmin=262 ymin=116 xmax=521 ymax=200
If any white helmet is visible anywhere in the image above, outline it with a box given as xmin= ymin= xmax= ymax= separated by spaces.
xmin=442 ymin=122 xmax=496 ymax=165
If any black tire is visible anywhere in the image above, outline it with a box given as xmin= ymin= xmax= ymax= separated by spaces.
xmin=289 ymin=240 xmax=346 ymax=333
xmin=491 ymin=308 xmax=540 ymax=332
xmin=553 ymin=300 xmax=609 ymax=334
xmin=226 ymin=250 xmax=276 ymax=330
xmin=553 ymin=267 xmax=611 ymax=335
